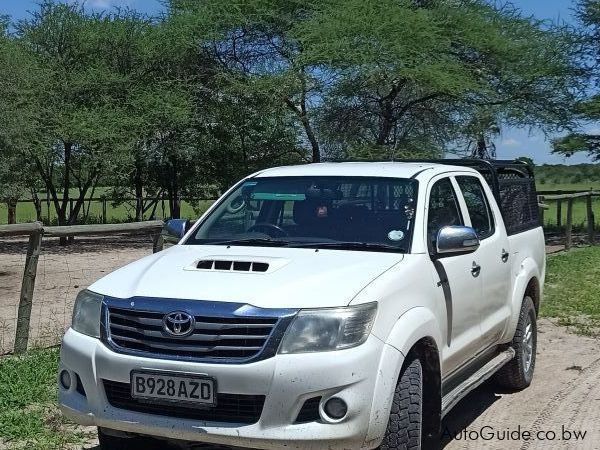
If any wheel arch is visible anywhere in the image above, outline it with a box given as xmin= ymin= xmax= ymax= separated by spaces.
xmin=364 ymin=307 xmax=443 ymax=447
xmin=502 ymin=258 xmax=542 ymax=342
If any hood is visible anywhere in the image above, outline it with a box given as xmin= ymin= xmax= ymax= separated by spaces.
xmin=89 ymin=244 xmax=404 ymax=309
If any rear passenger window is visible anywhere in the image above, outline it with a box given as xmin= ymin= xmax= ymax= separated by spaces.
xmin=456 ymin=176 xmax=494 ymax=239
xmin=427 ymin=178 xmax=463 ymax=247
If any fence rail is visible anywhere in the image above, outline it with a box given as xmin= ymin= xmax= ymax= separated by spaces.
xmin=538 ymin=190 xmax=598 ymax=251
xmin=0 ymin=220 xmax=164 ymax=354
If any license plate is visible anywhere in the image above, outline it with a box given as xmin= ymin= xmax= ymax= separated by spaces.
xmin=131 ymin=371 xmax=216 ymax=407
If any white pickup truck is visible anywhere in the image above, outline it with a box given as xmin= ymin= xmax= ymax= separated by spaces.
xmin=58 ymin=160 xmax=545 ymax=450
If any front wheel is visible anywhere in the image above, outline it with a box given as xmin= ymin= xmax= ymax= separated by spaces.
xmin=494 ymin=295 xmax=537 ymax=390
xmin=379 ymin=356 xmax=423 ymax=449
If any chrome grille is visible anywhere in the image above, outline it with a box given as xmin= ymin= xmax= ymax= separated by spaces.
xmin=106 ymin=305 xmax=281 ymax=361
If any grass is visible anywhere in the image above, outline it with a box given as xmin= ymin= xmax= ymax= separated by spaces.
xmin=0 ymin=348 xmax=92 ymax=449
xmin=541 ymin=246 xmax=600 ymax=335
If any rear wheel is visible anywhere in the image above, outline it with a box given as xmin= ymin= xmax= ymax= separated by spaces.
xmin=494 ymin=296 xmax=537 ymax=390
xmin=379 ymin=355 xmax=423 ymax=449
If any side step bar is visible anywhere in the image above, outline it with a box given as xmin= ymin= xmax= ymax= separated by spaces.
xmin=441 ymin=348 xmax=515 ymax=417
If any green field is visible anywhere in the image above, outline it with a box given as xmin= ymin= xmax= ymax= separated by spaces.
xmin=0 ymin=196 xmax=215 ymax=225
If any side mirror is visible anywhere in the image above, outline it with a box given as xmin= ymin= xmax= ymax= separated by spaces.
xmin=435 ymin=225 xmax=480 ymax=256
xmin=162 ymin=219 xmax=190 ymax=243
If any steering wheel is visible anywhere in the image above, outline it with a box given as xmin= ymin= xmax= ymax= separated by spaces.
xmin=247 ymin=222 xmax=289 ymax=238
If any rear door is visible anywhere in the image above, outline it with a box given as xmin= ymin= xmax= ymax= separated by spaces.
xmin=455 ymin=175 xmax=511 ymax=347
xmin=426 ymin=176 xmax=484 ymax=376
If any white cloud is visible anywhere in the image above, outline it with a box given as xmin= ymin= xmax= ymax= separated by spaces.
xmin=66 ymin=0 xmax=135 ymax=10
xmin=501 ymin=138 xmax=521 ymax=147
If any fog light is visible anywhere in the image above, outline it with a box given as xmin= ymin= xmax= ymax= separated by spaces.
xmin=59 ymin=370 xmax=72 ymax=390
xmin=324 ymin=397 xmax=347 ymax=420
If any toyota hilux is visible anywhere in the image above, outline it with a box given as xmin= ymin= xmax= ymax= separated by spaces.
xmin=58 ymin=160 xmax=545 ymax=449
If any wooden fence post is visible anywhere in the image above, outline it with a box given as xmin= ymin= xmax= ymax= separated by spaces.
xmin=556 ymin=199 xmax=562 ymax=229
xmin=538 ymin=196 xmax=545 ymax=226
xmin=565 ymin=197 xmax=574 ymax=251
xmin=153 ymin=233 xmax=164 ymax=253
xmin=14 ymin=223 xmax=43 ymax=354
xmin=102 ymin=199 xmax=107 ymax=224
xmin=587 ymin=194 xmax=595 ymax=245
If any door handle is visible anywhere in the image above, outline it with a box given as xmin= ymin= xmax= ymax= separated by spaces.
xmin=471 ymin=261 xmax=481 ymax=278
xmin=501 ymin=249 xmax=509 ymax=263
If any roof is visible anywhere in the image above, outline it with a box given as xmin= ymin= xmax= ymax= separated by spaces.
xmin=253 ymin=161 xmax=478 ymax=179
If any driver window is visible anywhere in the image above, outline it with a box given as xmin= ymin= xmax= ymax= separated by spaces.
xmin=427 ymin=177 xmax=464 ymax=248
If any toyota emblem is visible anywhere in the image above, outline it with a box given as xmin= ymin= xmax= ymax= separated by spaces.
xmin=163 ymin=311 xmax=195 ymax=337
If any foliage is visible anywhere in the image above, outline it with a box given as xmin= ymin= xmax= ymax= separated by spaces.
xmin=535 ymin=163 xmax=600 ymax=186
xmin=0 ymin=17 xmax=43 ymax=218
xmin=171 ymin=0 xmax=583 ymax=162
xmin=552 ymin=0 xmax=600 ymax=160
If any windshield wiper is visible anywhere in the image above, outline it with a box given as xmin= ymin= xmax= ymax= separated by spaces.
xmin=289 ymin=242 xmax=405 ymax=252
xmin=207 ymin=238 xmax=290 ymax=247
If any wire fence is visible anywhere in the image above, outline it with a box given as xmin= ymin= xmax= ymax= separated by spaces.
xmin=0 ymin=222 xmax=164 ymax=355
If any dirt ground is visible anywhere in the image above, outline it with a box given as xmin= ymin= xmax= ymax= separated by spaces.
xmin=443 ymin=319 xmax=600 ymax=450
xmin=0 ymin=236 xmax=153 ymax=353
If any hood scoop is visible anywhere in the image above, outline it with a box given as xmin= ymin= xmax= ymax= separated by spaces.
xmin=196 ymin=259 xmax=269 ymax=272
xmin=184 ymin=255 xmax=291 ymax=274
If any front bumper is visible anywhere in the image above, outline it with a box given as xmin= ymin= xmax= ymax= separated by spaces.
xmin=59 ymin=328 xmax=401 ymax=450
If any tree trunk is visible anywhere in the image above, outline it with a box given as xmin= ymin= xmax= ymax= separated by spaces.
xmin=7 ymin=200 xmax=17 ymax=224
xmin=134 ymin=158 xmax=144 ymax=222
xmin=59 ymin=142 xmax=72 ymax=245
xmin=31 ymin=190 xmax=43 ymax=222
xmin=302 ymin=116 xmax=321 ymax=163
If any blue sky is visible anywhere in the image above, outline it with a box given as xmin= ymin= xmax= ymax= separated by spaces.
xmin=0 ymin=0 xmax=595 ymax=165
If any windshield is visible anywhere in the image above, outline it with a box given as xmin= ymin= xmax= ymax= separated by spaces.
xmin=185 ymin=176 xmax=417 ymax=252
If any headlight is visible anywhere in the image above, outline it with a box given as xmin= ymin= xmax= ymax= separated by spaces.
xmin=72 ymin=290 xmax=103 ymax=338
xmin=278 ymin=302 xmax=377 ymax=354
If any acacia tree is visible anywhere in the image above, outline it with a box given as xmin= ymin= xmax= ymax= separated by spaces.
xmin=553 ymin=0 xmax=600 ymax=160
xmin=170 ymin=0 xmax=582 ymax=162
xmin=0 ymin=17 xmax=44 ymax=223
xmin=170 ymin=0 xmax=324 ymax=162
xmin=299 ymin=0 xmax=583 ymax=159
xmin=15 ymin=2 xmax=129 ymax=232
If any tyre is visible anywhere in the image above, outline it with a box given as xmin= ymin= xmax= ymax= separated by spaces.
xmin=494 ymin=295 xmax=537 ymax=390
xmin=98 ymin=428 xmax=158 ymax=450
xmin=379 ymin=355 xmax=423 ymax=450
